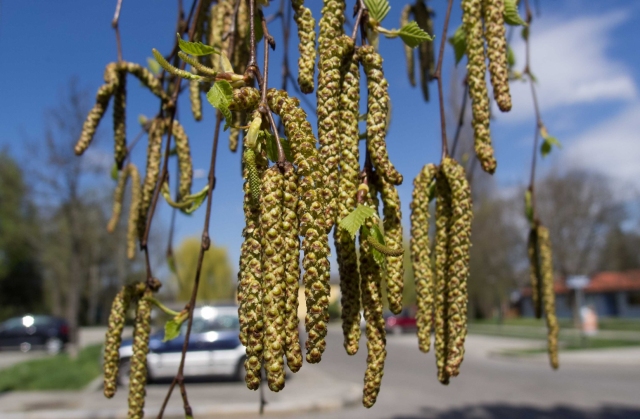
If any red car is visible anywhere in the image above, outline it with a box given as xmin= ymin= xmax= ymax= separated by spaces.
xmin=385 ymin=309 xmax=417 ymax=335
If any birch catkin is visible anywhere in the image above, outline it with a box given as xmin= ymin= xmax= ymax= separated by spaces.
xmin=127 ymin=289 xmax=152 ymax=419
xmin=260 ymin=166 xmax=287 ymax=392
xmin=360 ymin=180 xmax=386 ymax=408
xmin=462 ymin=0 xmax=497 ymax=174
xmin=137 ymin=118 xmax=163 ymax=240
xmin=378 ymin=176 xmax=404 ymax=315
xmin=401 ymin=4 xmax=416 ymax=87
xmin=168 ymin=119 xmax=193 ymax=201
xmin=292 ymin=0 xmax=317 ymax=94
xmin=189 ymin=77 xmax=203 ymax=121
xmin=482 ymin=0 xmax=512 ymax=112
xmin=113 ymin=70 xmax=127 ymax=169
xmin=527 ymin=227 xmax=543 ymax=319
xmin=358 ymin=46 xmax=403 ymax=186
xmin=103 ymin=285 xmax=135 ymax=399
xmin=410 ymin=163 xmax=438 ymax=353
xmin=282 ymin=163 xmax=303 ymax=372
xmin=336 ymin=50 xmax=362 ymax=356
xmin=538 ymin=225 xmax=559 ymax=370
xmin=107 ymin=164 xmax=141 ymax=260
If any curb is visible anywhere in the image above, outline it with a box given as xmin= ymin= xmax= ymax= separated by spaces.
xmin=0 ymin=385 xmax=361 ymax=419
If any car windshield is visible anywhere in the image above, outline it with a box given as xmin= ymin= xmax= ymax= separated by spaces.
xmin=181 ymin=313 xmax=239 ymax=335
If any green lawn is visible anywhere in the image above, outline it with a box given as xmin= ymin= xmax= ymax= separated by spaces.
xmin=0 ymin=344 xmax=102 ymax=392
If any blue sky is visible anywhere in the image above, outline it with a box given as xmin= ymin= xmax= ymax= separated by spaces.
xmin=1 ymin=1 xmax=639 ymax=275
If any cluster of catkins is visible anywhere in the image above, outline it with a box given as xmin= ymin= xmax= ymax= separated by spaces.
xmin=401 ymin=0 xmax=436 ymax=101
xmin=410 ymin=158 xmax=473 ymax=385
xmin=527 ymin=222 xmax=559 ymax=369
xmin=462 ymin=0 xmax=512 ymax=174
xmin=102 ymin=279 xmax=160 ymax=419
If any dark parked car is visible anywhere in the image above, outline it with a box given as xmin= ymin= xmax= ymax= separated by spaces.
xmin=117 ymin=305 xmax=246 ymax=385
xmin=0 ymin=315 xmax=69 ymax=354
xmin=385 ymin=309 xmax=417 ymax=335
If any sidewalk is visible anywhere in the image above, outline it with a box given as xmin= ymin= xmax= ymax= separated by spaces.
xmin=0 ymin=364 xmax=361 ymax=419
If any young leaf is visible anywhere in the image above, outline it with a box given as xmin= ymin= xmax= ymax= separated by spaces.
xmin=176 ymin=33 xmax=219 ymax=56
xmin=264 ymin=132 xmax=293 ymax=163
xmin=164 ymin=318 xmax=182 ymax=342
xmin=146 ymin=57 xmax=161 ymax=75
xmin=507 ymin=44 xmax=516 ymax=68
xmin=206 ymin=81 xmax=233 ymax=126
xmin=339 ymin=204 xmax=377 ymax=239
xmin=448 ymin=25 xmax=466 ymax=65
xmin=364 ymin=0 xmax=391 ymax=24
xmin=540 ymin=136 xmax=561 ymax=158
xmin=521 ymin=26 xmax=529 ymax=41
xmin=504 ymin=0 xmax=527 ymax=26
xmin=110 ymin=164 xmax=119 ymax=181
xmin=253 ymin=13 xmax=264 ymax=43
xmin=366 ymin=224 xmax=387 ymax=269
xmin=218 ymin=51 xmax=234 ymax=74
xmin=183 ymin=185 xmax=209 ymax=215
xmin=396 ymin=21 xmax=434 ymax=48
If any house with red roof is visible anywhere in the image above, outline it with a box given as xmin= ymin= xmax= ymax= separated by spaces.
xmin=520 ymin=270 xmax=640 ymax=318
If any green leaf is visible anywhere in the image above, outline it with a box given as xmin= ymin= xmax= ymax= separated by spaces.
xmin=183 ymin=186 xmax=209 ymax=214
xmin=176 ymin=33 xmax=219 ymax=56
xmin=218 ymin=51 xmax=234 ymax=74
xmin=253 ymin=13 xmax=264 ymax=43
xmin=504 ymin=0 xmax=527 ymax=26
xmin=339 ymin=204 xmax=377 ymax=239
xmin=524 ymin=190 xmax=534 ymax=224
xmin=164 ymin=319 xmax=181 ymax=342
xmin=110 ymin=164 xmax=118 ymax=181
xmin=264 ymin=132 xmax=293 ymax=163
xmin=540 ymin=136 xmax=561 ymax=158
xmin=206 ymin=81 xmax=233 ymax=127
xmin=521 ymin=26 xmax=529 ymax=41
xmin=448 ymin=25 xmax=467 ymax=65
xmin=396 ymin=21 xmax=434 ymax=48
xmin=507 ymin=44 xmax=516 ymax=68
xmin=167 ymin=254 xmax=177 ymax=275
xmin=364 ymin=0 xmax=391 ymax=24
xmin=146 ymin=57 xmax=161 ymax=75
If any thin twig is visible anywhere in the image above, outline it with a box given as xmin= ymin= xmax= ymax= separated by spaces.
xmin=432 ymin=0 xmax=456 ymax=162
xmin=450 ymin=76 xmax=469 ymax=157
xmin=112 ymin=0 xmax=124 ymax=61
xmin=351 ymin=0 xmax=367 ymax=41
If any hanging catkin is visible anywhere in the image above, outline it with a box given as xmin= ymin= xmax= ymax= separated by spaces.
xmin=410 ymin=163 xmax=437 ymax=353
xmin=401 ymin=4 xmax=416 ymax=87
xmin=441 ymin=158 xmax=472 ymax=379
xmin=414 ymin=0 xmax=435 ymax=101
xmin=127 ymin=288 xmax=152 ymax=419
xmin=282 ymin=163 xmax=303 ymax=372
xmin=167 ymin=119 xmax=193 ymax=200
xmin=358 ymin=46 xmax=403 ymax=186
xmin=260 ymin=166 xmax=287 ymax=392
xmin=103 ymin=284 xmax=136 ymax=398
xmin=377 ymin=176 xmax=404 ymax=315
xmin=107 ymin=164 xmax=141 ymax=260
xmin=292 ymin=0 xmax=317 ymax=93
xmin=238 ymin=146 xmax=267 ymax=390
xmin=75 ymin=83 xmax=117 ymax=156
xmin=462 ymin=0 xmax=496 ymax=174
xmin=113 ymin=70 xmax=127 ymax=169
xmin=335 ymin=50 xmax=362 ymax=356
xmin=482 ymin=0 xmax=512 ymax=112
xmin=538 ymin=225 xmax=559 ymax=369
xmin=189 ymin=76 xmax=203 ymax=121
xmin=359 ymin=179 xmax=386 ymax=408
xmin=137 ymin=118 xmax=164 ymax=240
xmin=267 ymin=89 xmax=331 ymax=364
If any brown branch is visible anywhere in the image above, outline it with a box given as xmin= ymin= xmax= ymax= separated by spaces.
xmin=351 ymin=0 xmax=367 ymax=41
xmin=450 ymin=76 xmax=469 ymax=158
xmin=111 ymin=0 xmax=124 ymax=61
xmin=432 ymin=0 xmax=456 ymax=162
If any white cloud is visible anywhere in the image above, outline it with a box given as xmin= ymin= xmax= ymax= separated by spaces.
xmin=563 ymin=103 xmax=640 ymax=192
xmin=504 ymin=10 xmax=637 ymax=122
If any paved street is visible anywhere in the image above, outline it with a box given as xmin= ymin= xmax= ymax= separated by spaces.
xmin=293 ymin=327 xmax=640 ymax=419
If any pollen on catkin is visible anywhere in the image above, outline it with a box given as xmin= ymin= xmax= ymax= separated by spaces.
xmin=358 ymin=46 xmax=403 ymax=186
xmin=401 ymin=4 xmax=416 ymax=87
xmin=75 ymin=82 xmax=117 ymax=156
xmin=462 ymin=0 xmax=497 ymax=174
xmin=113 ymin=70 xmax=127 ymax=170
xmin=410 ymin=163 xmax=438 ymax=353
xmin=137 ymin=118 xmax=164 ymax=240
xmin=482 ymin=0 xmax=512 ymax=112
xmin=103 ymin=284 xmax=135 ymax=399
xmin=527 ymin=227 xmax=543 ymax=319
xmin=189 ymin=76 xmax=203 ymax=121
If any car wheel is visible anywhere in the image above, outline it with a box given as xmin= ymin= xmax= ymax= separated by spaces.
xmin=45 ymin=337 xmax=63 ymax=355
xmin=234 ymin=356 xmax=246 ymax=382
xmin=117 ymin=358 xmax=131 ymax=387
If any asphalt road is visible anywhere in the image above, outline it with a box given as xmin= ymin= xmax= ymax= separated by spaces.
xmin=292 ymin=327 xmax=640 ymax=419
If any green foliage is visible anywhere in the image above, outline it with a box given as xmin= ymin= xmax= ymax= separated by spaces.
xmin=397 ymin=21 xmax=434 ymax=48
xmin=365 ymin=224 xmax=388 ymax=268
xmin=504 ymin=0 xmax=527 ymax=27
xmin=364 ymin=0 xmax=391 ymax=24
xmin=176 ymin=33 xmax=219 ymax=56
xmin=0 ymin=344 xmax=102 ymax=391
xmin=146 ymin=57 xmax=161 ymax=75
xmin=172 ymin=237 xmax=234 ymax=302
xmin=448 ymin=25 xmax=466 ymax=65
xmin=339 ymin=204 xmax=377 ymax=239
xmin=163 ymin=309 xmax=188 ymax=342
xmin=264 ymin=132 xmax=293 ymax=163
xmin=540 ymin=127 xmax=561 ymax=157
xmin=206 ymin=81 xmax=233 ymax=128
